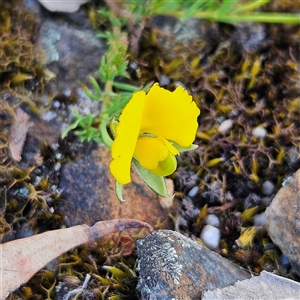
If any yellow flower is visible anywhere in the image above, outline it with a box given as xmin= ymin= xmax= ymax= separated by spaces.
xmin=109 ymin=83 xmax=200 ymax=184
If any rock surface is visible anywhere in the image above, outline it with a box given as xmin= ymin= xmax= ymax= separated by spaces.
xmin=58 ymin=144 xmax=175 ymax=228
xmin=202 ymin=271 xmax=300 ymax=300
xmin=38 ymin=11 xmax=106 ymax=94
xmin=136 ymin=230 xmax=250 ymax=300
xmin=265 ymin=169 xmax=300 ymax=274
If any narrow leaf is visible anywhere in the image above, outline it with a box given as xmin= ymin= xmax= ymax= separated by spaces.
xmin=112 ymin=81 xmax=140 ymax=92
xmin=88 ymin=76 xmax=102 ymax=97
xmin=116 ymin=181 xmax=126 ymax=202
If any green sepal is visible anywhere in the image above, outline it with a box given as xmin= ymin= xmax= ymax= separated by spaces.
xmin=171 ymin=142 xmax=198 ymax=153
xmin=116 ymin=181 xmax=126 ymax=202
xmin=133 ymin=159 xmax=172 ymax=198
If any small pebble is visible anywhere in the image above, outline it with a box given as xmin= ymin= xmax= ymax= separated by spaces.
xmin=262 ymin=180 xmax=275 ymax=196
xmin=200 ymin=225 xmax=221 ymax=250
xmin=55 ymin=152 xmax=62 ymax=160
xmin=252 ymin=126 xmax=267 ymax=138
xmin=188 ymin=186 xmax=199 ymax=198
xmin=53 ymin=100 xmax=60 ymax=108
xmin=254 ymin=212 xmax=266 ymax=226
xmin=204 ymin=214 xmax=220 ymax=228
xmin=18 ymin=187 xmax=29 ymax=197
xmin=53 ymin=163 xmax=61 ymax=172
xmin=42 ymin=110 xmax=57 ymax=121
xmin=280 ymin=254 xmax=291 ymax=268
xmin=218 ymin=119 xmax=233 ymax=133
xmin=159 ymin=74 xmax=170 ymax=86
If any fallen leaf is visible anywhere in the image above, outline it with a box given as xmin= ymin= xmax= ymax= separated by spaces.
xmin=0 ymin=219 xmax=153 ymax=300
xmin=8 ymin=107 xmax=30 ymax=162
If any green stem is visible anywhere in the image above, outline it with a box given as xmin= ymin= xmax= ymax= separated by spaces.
xmin=99 ymin=80 xmax=114 ymax=149
xmin=100 ymin=115 xmax=113 ymax=149
xmin=164 ymin=10 xmax=300 ymax=24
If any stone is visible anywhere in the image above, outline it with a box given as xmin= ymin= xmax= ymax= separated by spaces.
xmin=38 ymin=0 xmax=90 ymax=12
xmin=136 ymin=230 xmax=250 ymax=300
xmin=200 ymin=224 xmax=221 ymax=250
xmin=204 ymin=214 xmax=220 ymax=228
xmin=265 ymin=169 xmax=300 ymax=274
xmin=58 ymin=144 xmax=175 ymax=228
xmin=39 ymin=16 xmax=106 ymax=94
xmin=254 ymin=212 xmax=266 ymax=227
xmin=262 ymin=180 xmax=275 ymax=196
xmin=202 ymin=271 xmax=300 ymax=300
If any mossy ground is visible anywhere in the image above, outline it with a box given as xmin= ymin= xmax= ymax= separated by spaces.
xmin=1 ymin=0 xmax=300 ymax=299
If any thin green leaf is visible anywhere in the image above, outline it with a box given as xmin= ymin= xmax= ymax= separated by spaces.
xmin=112 ymin=82 xmax=140 ymax=92
xmin=88 ymin=76 xmax=102 ymax=97
xmin=84 ymin=88 xmax=101 ymax=101
xmin=233 ymin=0 xmax=270 ymax=13
xmin=218 ymin=0 xmax=234 ymax=14
xmin=61 ymin=112 xmax=83 ymax=138
xmin=133 ymin=159 xmax=172 ymax=198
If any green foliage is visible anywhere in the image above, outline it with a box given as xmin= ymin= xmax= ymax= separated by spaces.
xmin=151 ymin=0 xmax=299 ymax=23
xmin=63 ymin=8 xmax=139 ymax=146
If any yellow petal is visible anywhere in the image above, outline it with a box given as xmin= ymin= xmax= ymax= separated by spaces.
xmin=109 ymin=91 xmax=146 ymax=184
xmin=150 ymin=152 xmax=177 ymax=176
xmin=134 ymin=136 xmax=169 ymax=170
xmin=158 ymin=137 xmax=179 ymax=156
xmin=140 ymin=83 xmax=200 ymax=147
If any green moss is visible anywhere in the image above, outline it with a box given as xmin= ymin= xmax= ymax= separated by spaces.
xmin=0 ymin=0 xmax=44 ymax=88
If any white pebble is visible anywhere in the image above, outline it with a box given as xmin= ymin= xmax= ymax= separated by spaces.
xmin=42 ymin=110 xmax=57 ymax=121
xmin=188 ymin=186 xmax=199 ymax=198
xmin=204 ymin=214 xmax=220 ymax=228
xmin=218 ymin=119 xmax=233 ymax=133
xmin=254 ymin=212 xmax=266 ymax=226
xmin=262 ymin=180 xmax=275 ymax=196
xmin=200 ymin=225 xmax=221 ymax=250
xmin=53 ymin=100 xmax=60 ymax=108
xmin=252 ymin=126 xmax=267 ymax=138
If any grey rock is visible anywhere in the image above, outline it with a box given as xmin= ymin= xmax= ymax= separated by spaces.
xmin=58 ymin=144 xmax=175 ymax=229
xmin=202 ymin=271 xmax=300 ymax=300
xmin=137 ymin=230 xmax=250 ymax=300
xmin=265 ymin=169 xmax=300 ymax=274
xmin=39 ymin=17 xmax=106 ymax=93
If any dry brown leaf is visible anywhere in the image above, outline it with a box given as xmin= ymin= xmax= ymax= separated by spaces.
xmin=0 ymin=219 xmax=153 ymax=299
xmin=8 ymin=107 xmax=30 ymax=162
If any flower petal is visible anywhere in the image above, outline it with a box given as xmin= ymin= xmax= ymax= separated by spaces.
xmin=150 ymin=152 xmax=177 ymax=176
xmin=134 ymin=136 xmax=169 ymax=170
xmin=109 ymin=91 xmax=146 ymax=184
xmin=140 ymin=83 xmax=200 ymax=147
